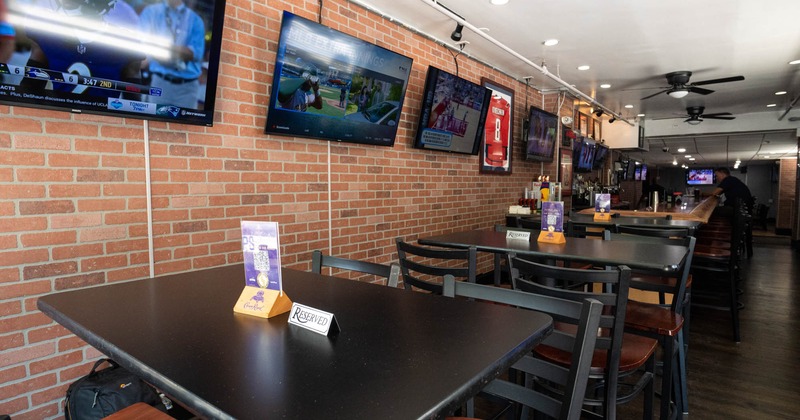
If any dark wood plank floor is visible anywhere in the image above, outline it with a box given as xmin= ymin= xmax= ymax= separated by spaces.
xmin=476 ymin=242 xmax=800 ymax=419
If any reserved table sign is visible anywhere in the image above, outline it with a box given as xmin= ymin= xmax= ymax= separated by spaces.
xmin=288 ymin=303 xmax=340 ymax=336
xmin=506 ymin=230 xmax=532 ymax=241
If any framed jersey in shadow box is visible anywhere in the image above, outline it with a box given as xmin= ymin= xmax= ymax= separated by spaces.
xmin=479 ymin=78 xmax=513 ymax=174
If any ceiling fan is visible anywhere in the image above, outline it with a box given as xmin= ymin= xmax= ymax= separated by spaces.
xmin=675 ymin=106 xmax=736 ymax=125
xmin=641 ymin=71 xmax=745 ymax=100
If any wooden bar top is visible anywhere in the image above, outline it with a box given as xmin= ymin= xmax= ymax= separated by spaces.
xmin=577 ymin=196 xmax=719 ymax=223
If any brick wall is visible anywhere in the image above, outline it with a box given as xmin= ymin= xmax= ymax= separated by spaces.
xmin=776 ymin=157 xmax=797 ymax=231
xmin=0 ymin=0 xmax=572 ymax=417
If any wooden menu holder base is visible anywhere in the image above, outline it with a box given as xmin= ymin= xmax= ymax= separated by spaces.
xmin=233 ymin=286 xmax=293 ymax=318
xmin=537 ymin=231 xmax=566 ymax=244
xmin=593 ymin=212 xmax=612 ymax=221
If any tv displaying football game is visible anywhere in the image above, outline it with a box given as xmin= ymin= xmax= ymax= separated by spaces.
xmin=414 ymin=66 xmax=491 ymax=155
xmin=686 ymin=168 xmax=716 ymax=185
xmin=525 ymin=106 xmax=558 ymax=162
xmin=1 ymin=0 xmax=227 ymax=126
xmin=264 ymin=11 xmax=413 ymax=147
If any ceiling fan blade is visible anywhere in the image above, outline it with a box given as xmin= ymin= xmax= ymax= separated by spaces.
xmin=703 ymin=115 xmax=736 ymax=120
xmin=689 ymin=86 xmax=715 ymax=95
xmin=641 ymin=89 xmax=670 ymax=100
xmin=692 ymin=75 xmax=745 ymax=86
xmin=702 ymin=112 xmax=733 ymax=117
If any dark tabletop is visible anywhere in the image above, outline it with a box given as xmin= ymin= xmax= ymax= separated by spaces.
xmin=37 ymin=265 xmax=552 ymax=420
xmin=419 ymin=229 xmax=689 ymax=273
xmin=510 ymin=213 xmax=702 ymax=231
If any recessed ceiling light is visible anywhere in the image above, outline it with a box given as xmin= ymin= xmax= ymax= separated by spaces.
xmin=684 ymin=155 xmax=692 ymax=158
xmin=775 ymin=91 xmax=787 ymax=95
xmin=600 ymin=83 xmax=611 ymax=89
xmin=767 ymin=104 xmax=777 ymax=107
xmin=672 ymin=159 xmax=678 ymax=165
xmin=490 ymin=0 xmax=509 ymax=5
xmin=624 ymin=104 xmax=634 ymax=109
xmin=577 ymin=65 xmax=590 ymax=71
xmin=763 ymin=155 xmax=770 ymax=159
xmin=637 ymin=113 xmax=645 ymax=117
xmin=789 ymin=59 xmax=800 ymax=65
xmin=543 ymin=39 xmax=559 ymax=46
xmin=689 ymin=157 xmax=696 ymax=161
xmin=677 ymin=148 xmax=686 ymax=153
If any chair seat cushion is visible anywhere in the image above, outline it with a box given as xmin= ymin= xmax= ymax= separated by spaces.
xmin=625 ymin=300 xmax=684 ymax=336
xmin=535 ymin=324 xmax=658 ymax=375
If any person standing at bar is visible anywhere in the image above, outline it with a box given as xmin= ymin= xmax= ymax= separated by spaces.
xmin=139 ymin=0 xmax=205 ymax=109
xmin=712 ymin=167 xmax=753 ymax=213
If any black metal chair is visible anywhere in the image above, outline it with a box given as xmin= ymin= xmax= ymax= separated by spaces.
xmin=604 ymin=230 xmax=696 ymax=418
xmin=442 ymin=276 xmax=604 ymax=420
xmin=311 ymin=250 xmax=400 ymax=287
xmin=395 ymin=237 xmax=477 ymax=294
xmin=508 ymin=255 xmax=656 ymax=420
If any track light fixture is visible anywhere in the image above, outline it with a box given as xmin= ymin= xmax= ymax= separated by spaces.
xmin=608 ymin=117 xmax=616 ymax=123
xmin=450 ymin=23 xmax=464 ymax=42
xmin=594 ymin=110 xmax=604 ymax=117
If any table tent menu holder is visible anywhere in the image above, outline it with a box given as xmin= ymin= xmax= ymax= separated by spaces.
xmin=594 ymin=193 xmax=612 ymax=221
xmin=538 ymin=201 xmax=566 ymax=244
xmin=233 ymin=221 xmax=293 ymax=318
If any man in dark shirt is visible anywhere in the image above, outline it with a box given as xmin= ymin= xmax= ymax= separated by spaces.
xmin=712 ymin=167 xmax=753 ymax=210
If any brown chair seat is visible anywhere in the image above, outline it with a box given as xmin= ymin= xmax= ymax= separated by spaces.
xmin=536 ymin=323 xmax=658 ymax=375
xmin=625 ymin=300 xmax=684 ymax=336
xmin=631 ymin=272 xmax=693 ymax=290
xmin=102 ymin=403 xmax=174 ymax=420
xmin=694 ymin=245 xmax=732 ymax=258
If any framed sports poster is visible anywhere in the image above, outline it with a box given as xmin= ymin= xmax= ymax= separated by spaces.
xmin=559 ymin=148 xmax=573 ymax=195
xmin=479 ymin=78 xmax=514 ymax=174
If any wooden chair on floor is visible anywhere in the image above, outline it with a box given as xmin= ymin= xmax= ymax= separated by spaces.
xmin=311 ymin=250 xmax=400 ymax=287
xmin=443 ymin=276 xmax=604 ymax=420
xmin=395 ymin=237 xmax=477 ymax=294
xmin=508 ymin=255 xmax=656 ymax=420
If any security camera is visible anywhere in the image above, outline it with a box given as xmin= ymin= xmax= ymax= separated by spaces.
xmin=662 ymin=147 xmax=670 ymax=152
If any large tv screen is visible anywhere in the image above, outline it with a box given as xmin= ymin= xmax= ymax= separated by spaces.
xmin=686 ymin=168 xmax=715 ymax=185
xmin=525 ymin=106 xmax=558 ymax=162
xmin=575 ymin=137 xmax=596 ymax=172
xmin=592 ymin=143 xmax=609 ymax=169
xmin=265 ymin=11 xmax=413 ymax=147
xmin=2 ymin=0 xmax=227 ymax=126
xmin=414 ymin=66 xmax=491 ymax=155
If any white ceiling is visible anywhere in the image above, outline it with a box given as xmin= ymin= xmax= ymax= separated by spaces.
xmin=349 ymin=0 xmax=800 ymax=167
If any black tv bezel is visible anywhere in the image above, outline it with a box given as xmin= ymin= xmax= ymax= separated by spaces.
xmin=686 ymin=168 xmax=716 ymax=185
xmin=413 ymin=66 xmax=491 ymax=155
xmin=1 ymin=0 xmax=227 ymax=126
xmin=574 ymin=137 xmax=596 ymax=173
xmin=592 ymin=143 xmax=609 ymax=169
xmin=525 ymin=105 xmax=558 ymax=162
xmin=264 ymin=11 xmax=413 ymax=147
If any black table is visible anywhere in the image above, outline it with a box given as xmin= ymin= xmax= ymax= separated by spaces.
xmin=37 ymin=265 xmax=552 ymax=420
xmin=419 ymin=229 xmax=689 ymax=273
xmin=508 ymin=213 xmax=702 ymax=234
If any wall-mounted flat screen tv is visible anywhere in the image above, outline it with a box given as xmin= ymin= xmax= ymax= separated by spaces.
xmin=265 ymin=11 xmax=413 ymax=146
xmin=634 ymin=166 xmax=642 ymax=181
xmin=686 ymin=168 xmax=716 ymax=185
xmin=2 ymin=0 xmax=227 ymax=126
xmin=592 ymin=143 xmax=609 ymax=169
xmin=414 ymin=66 xmax=491 ymax=155
xmin=575 ymin=137 xmax=596 ymax=172
xmin=525 ymin=106 xmax=558 ymax=161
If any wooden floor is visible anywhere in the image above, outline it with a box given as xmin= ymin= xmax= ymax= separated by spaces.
xmin=476 ymin=240 xmax=800 ymax=419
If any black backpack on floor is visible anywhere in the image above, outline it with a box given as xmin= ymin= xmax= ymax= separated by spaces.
xmin=64 ymin=359 xmax=164 ymax=420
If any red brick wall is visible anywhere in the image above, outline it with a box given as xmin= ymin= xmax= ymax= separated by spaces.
xmin=0 ymin=0 xmax=571 ymax=417
xmin=776 ymin=157 xmax=797 ymax=230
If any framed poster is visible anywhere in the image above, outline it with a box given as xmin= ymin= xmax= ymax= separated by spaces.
xmin=578 ymin=113 xmax=589 ymax=136
xmin=594 ymin=119 xmax=602 ymax=141
xmin=480 ymin=78 xmax=514 ymax=174
xmin=559 ymin=148 xmax=573 ymax=195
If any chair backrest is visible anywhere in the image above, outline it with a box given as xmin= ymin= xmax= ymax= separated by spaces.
xmin=507 ymin=255 xmax=631 ymax=418
xmin=516 ymin=217 xmax=540 ymax=230
xmin=442 ymin=276 xmax=603 ymax=420
xmin=615 ymin=225 xmax=689 ymax=238
xmin=603 ymin=232 xmax=696 ymax=312
xmin=395 ymin=238 xmax=477 ymax=294
xmin=311 ymin=250 xmax=400 ymax=287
